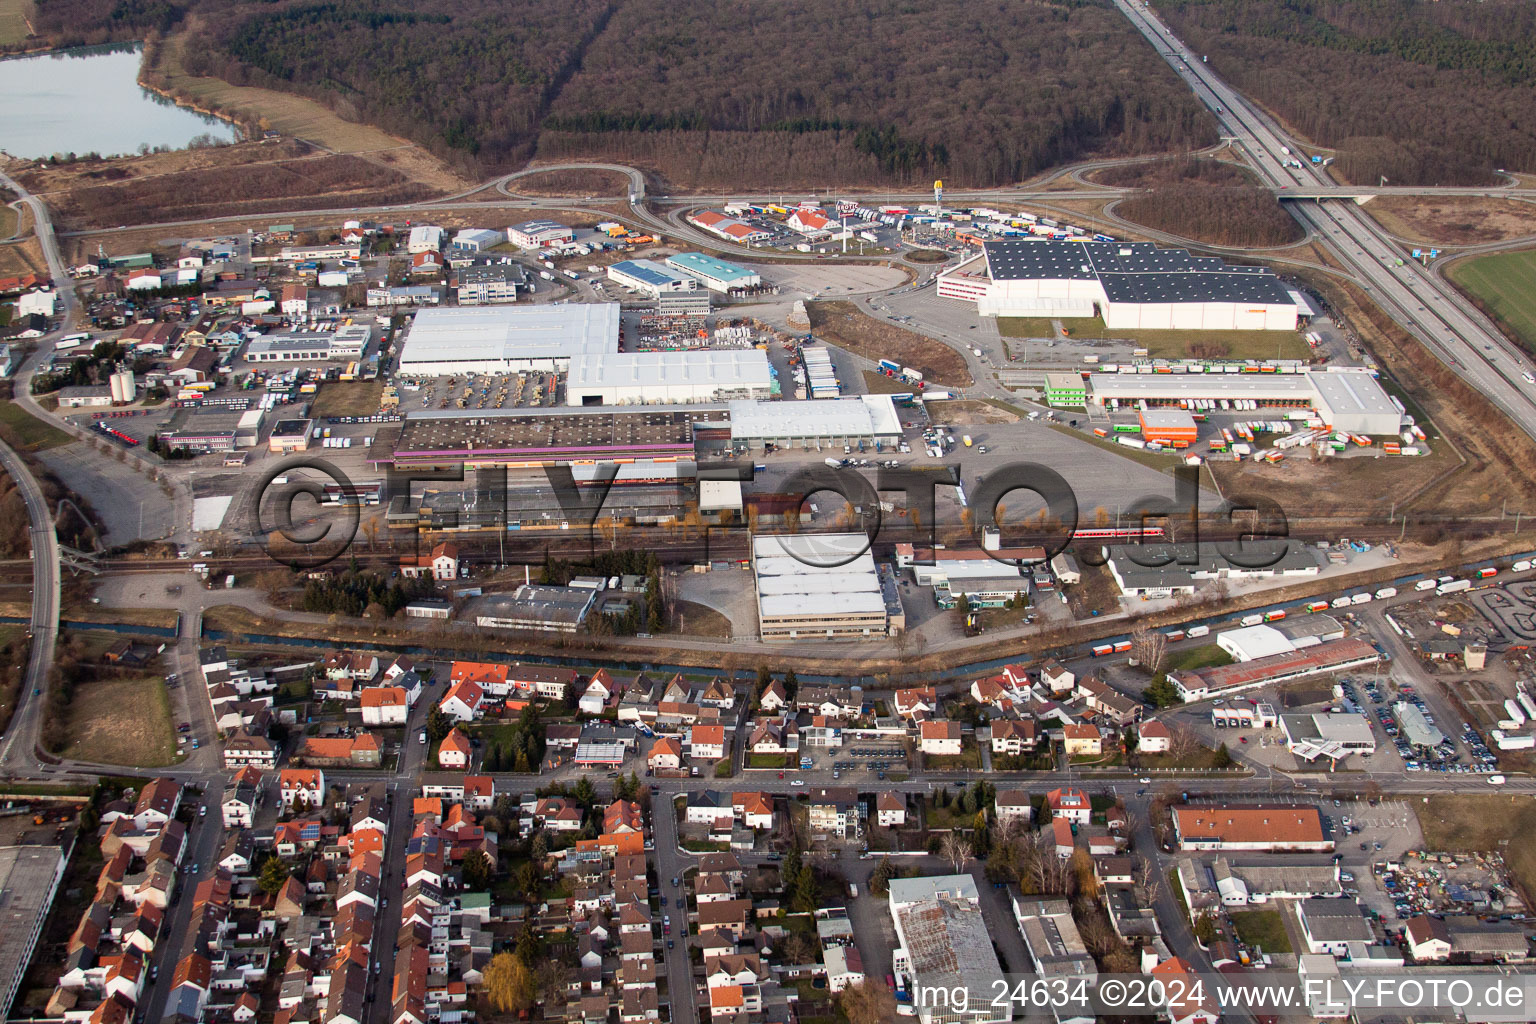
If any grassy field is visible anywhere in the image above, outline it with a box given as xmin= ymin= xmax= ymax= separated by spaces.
xmin=0 ymin=400 xmax=73 ymax=451
xmin=1367 ymin=197 xmax=1536 ymax=247
xmin=807 ymin=301 xmax=973 ymax=387
xmin=0 ymin=0 xmax=33 ymax=46
xmin=674 ymin=600 xmax=731 ymax=637
xmin=61 ymin=676 xmax=177 ymax=767
xmin=1417 ymin=795 xmax=1536 ymax=902
xmin=64 ymin=606 xmax=181 ymax=630
xmin=1448 ymin=249 xmax=1536 ymax=353
xmin=1166 ymin=643 xmax=1234 ymax=673
xmin=308 ymin=381 xmax=385 ymax=419
xmin=1229 ymin=909 xmax=1292 ymax=953
xmin=149 ymin=31 xmax=407 ymax=156
xmin=0 ymin=205 xmax=19 ymax=239
xmin=998 ymin=317 xmax=1310 ymax=360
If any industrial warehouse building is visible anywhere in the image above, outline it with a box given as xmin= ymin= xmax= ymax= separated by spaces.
xmin=888 ymin=875 xmax=1010 ymax=1024
xmin=1044 ymin=372 xmax=1088 ymax=408
xmin=506 ymin=220 xmax=574 ymax=249
xmin=607 ymin=259 xmax=698 ymax=300
xmin=375 ymin=396 xmax=904 ymax=473
xmin=244 ymin=323 xmax=372 ymax=363
xmin=1170 ymin=637 xmax=1383 ymax=702
xmin=454 ymin=264 xmax=523 ymax=305
xmin=1105 ymin=541 xmax=1321 ymax=599
xmin=752 ymin=533 xmax=896 ymax=639
xmin=566 ymin=350 xmax=770 ymax=406
xmin=1172 ymin=804 xmax=1333 ymax=852
xmin=1138 ymin=408 xmax=1198 ymax=445
xmin=727 ymin=395 xmax=901 ymax=450
xmin=938 ymin=239 xmax=1298 ymax=330
xmin=474 ymin=585 xmax=597 ymax=633
xmin=395 ymin=304 xmax=772 ymax=405
xmin=664 ymin=252 xmax=762 ymax=292
xmin=1085 ymin=367 xmax=1402 ymax=435
xmin=451 ymin=228 xmax=504 ymax=251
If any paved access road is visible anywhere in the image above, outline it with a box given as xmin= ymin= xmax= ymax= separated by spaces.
xmin=0 ymin=434 xmax=60 ymax=773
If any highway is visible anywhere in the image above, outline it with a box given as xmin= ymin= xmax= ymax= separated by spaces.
xmin=1112 ymin=0 xmax=1536 ymax=442
xmin=0 ymin=434 xmax=60 ymax=773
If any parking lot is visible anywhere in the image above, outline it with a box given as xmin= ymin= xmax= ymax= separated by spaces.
xmin=812 ymin=744 xmax=909 ymax=781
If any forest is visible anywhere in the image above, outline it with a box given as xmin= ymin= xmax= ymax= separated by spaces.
xmin=1159 ymin=0 xmax=1536 ymax=185
xmin=29 ymin=0 xmax=1217 ymax=186
xmin=1103 ymin=157 xmax=1303 ymax=247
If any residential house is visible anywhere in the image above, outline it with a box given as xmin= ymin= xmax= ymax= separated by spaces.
xmin=1047 ymin=787 xmax=1091 ymax=825
xmin=806 ymin=788 xmax=861 ymax=839
xmin=991 ymin=719 xmax=1037 ymax=756
xmin=699 ymin=678 xmax=736 ymax=709
xmin=439 ymin=680 xmax=485 ymax=723
xmin=875 ymin=792 xmax=906 ymax=828
xmin=732 ymin=792 xmax=774 ymax=830
xmin=133 ymin=779 xmax=181 ymax=830
xmin=534 ymin=798 xmax=583 ymax=832
xmin=579 ymin=670 xmax=620 ymax=716
xmin=360 ymin=687 xmax=409 ymax=727
xmin=757 ymin=680 xmax=788 ymax=713
xmin=1063 ymin=723 xmax=1103 ymax=757
xmin=1040 ymin=659 xmax=1074 ymax=694
xmin=919 ymin=720 xmax=963 ymax=756
xmin=438 ymin=728 xmax=472 ymax=770
xmin=1138 ymin=720 xmax=1173 ymax=754
xmin=279 ymin=770 xmax=325 ymax=810
xmin=893 ymin=687 xmax=938 ymax=721
xmin=995 ymin=790 xmax=1033 ymax=828
xmin=690 ymin=724 xmax=727 ymax=761
xmin=746 ymin=718 xmax=797 ymax=754
xmin=647 ymin=737 xmax=682 ymax=772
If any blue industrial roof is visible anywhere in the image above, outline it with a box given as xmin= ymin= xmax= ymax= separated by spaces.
xmin=610 ymin=259 xmax=680 ymax=287
xmin=666 ymin=251 xmax=757 ymax=282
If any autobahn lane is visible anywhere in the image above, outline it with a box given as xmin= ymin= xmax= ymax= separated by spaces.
xmin=1112 ymin=0 xmax=1536 ymax=441
xmin=0 ymin=434 xmax=61 ymax=774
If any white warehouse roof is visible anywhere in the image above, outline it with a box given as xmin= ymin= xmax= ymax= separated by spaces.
xmin=1217 ymin=625 xmax=1296 ymax=662
xmin=728 ymin=394 xmax=901 ymax=440
xmin=398 ymin=304 xmax=615 ymax=373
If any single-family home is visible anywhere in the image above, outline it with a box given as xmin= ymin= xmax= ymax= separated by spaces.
xmin=919 ymin=720 xmax=963 ymax=756
xmin=438 ymin=728 xmax=472 ymax=770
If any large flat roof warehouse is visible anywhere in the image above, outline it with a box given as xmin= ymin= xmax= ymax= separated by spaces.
xmin=0 ymin=845 xmax=67 ymax=1018
xmin=566 ymin=350 xmax=772 ymax=406
xmin=397 ymin=304 xmax=616 ymax=376
xmin=665 ymin=252 xmax=762 ymax=289
xmin=1088 ymin=373 xmax=1316 ymax=401
xmin=1087 ymin=367 xmax=1401 ymax=434
xmin=1308 ymin=368 xmax=1403 ymax=431
xmin=609 ymin=259 xmax=687 ymax=288
xmin=752 ymin=532 xmax=890 ymax=638
xmin=1172 ymin=804 xmax=1332 ymax=851
xmin=378 ymin=405 xmax=717 ymax=467
xmin=728 ymin=395 xmax=902 ymax=442
xmin=938 ymin=239 xmax=1297 ymax=329
xmin=1172 ymin=637 xmax=1383 ymax=701
xmin=888 ymin=874 xmax=1009 ymax=1024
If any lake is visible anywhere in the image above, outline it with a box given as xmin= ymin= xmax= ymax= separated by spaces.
xmin=0 ymin=44 xmax=239 ymax=159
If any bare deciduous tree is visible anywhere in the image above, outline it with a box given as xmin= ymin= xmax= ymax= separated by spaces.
xmin=941 ymin=832 xmax=973 ymax=873
xmin=1130 ymin=625 xmax=1168 ymax=677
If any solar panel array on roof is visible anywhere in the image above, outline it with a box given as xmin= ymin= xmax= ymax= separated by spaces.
xmin=983 ymin=240 xmax=1292 ymax=305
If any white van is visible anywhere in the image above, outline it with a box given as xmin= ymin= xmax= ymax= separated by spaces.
xmin=1488 ymin=775 xmax=1507 ymax=786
